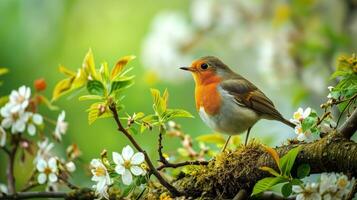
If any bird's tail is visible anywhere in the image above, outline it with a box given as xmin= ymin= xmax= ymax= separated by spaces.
xmin=279 ymin=117 xmax=296 ymax=128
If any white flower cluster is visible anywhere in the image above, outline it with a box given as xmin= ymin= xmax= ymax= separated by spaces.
xmin=33 ymin=138 xmax=76 ymax=187
xmin=290 ymin=107 xmax=312 ymax=142
xmin=0 ymin=85 xmax=68 ymax=146
xmin=90 ymin=145 xmax=146 ymax=199
xmin=0 ymin=86 xmax=43 ymax=137
xmin=293 ymin=173 xmax=355 ymax=200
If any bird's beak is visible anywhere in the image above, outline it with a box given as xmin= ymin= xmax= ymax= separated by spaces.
xmin=180 ymin=67 xmax=194 ymax=72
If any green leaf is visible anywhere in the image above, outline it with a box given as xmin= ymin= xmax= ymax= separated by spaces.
xmin=251 ymin=176 xmax=287 ymax=196
xmin=279 ymin=146 xmax=302 ymax=176
xmin=196 ymin=133 xmax=226 ymax=145
xmin=111 ymin=55 xmax=136 ymax=80
xmin=99 ymin=62 xmax=110 ymax=82
xmin=52 ymin=68 xmax=88 ymax=101
xmin=87 ymin=80 xmax=105 ymax=96
xmin=302 ymin=116 xmax=317 ymax=132
xmin=161 ymin=109 xmax=193 ymax=122
xmin=297 ymin=164 xmax=310 ymax=179
xmin=79 ymin=95 xmax=103 ymax=101
xmin=291 ymin=178 xmax=303 ymax=185
xmin=150 ymin=88 xmax=167 ymax=115
xmin=281 ymin=183 xmax=293 ymax=197
xmin=110 ymin=78 xmax=134 ymax=94
xmin=86 ymin=102 xmax=112 ymax=124
xmin=82 ymin=49 xmax=99 ymax=80
xmin=259 ymin=166 xmax=280 ymax=177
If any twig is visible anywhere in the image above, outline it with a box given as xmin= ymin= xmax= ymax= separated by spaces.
xmin=59 ymin=176 xmax=79 ymax=190
xmin=109 ymin=104 xmax=182 ymax=197
xmin=7 ymin=135 xmax=19 ymax=194
xmin=0 ymin=191 xmax=67 ymax=200
xmin=158 ymin=125 xmax=168 ymax=165
xmin=338 ymin=107 xmax=357 ymax=138
xmin=20 ymin=182 xmax=38 ymax=193
xmin=336 ymin=96 xmax=355 ymax=127
xmin=157 ymin=160 xmax=208 ymax=171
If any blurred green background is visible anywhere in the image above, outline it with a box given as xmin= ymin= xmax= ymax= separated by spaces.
xmin=0 ymin=0 xmax=356 ymax=190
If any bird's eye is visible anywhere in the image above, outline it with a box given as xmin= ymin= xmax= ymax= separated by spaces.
xmin=200 ymin=63 xmax=208 ymax=70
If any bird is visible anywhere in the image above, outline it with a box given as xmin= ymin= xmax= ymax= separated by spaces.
xmin=180 ymin=56 xmax=295 ymax=151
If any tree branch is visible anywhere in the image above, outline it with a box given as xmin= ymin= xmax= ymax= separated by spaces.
xmin=109 ymin=104 xmax=182 ymax=197
xmin=163 ymin=134 xmax=357 ymax=199
xmin=7 ymin=135 xmax=19 ymax=194
xmin=338 ymin=107 xmax=357 ymax=138
xmin=0 ymin=191 xmax=67 ymax=199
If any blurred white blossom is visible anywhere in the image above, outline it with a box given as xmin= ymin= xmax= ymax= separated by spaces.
xmin=34 ymin=138 xmax=54 ymax=164
xmin=54 ymin=111 xmax=68 ymax=141
xmin=0 ymin=183 xmax=7 ymax=194
xmin=1 ymin=103 xmax=29 ymax=134
xmin=65 ymin=161 xmax=76 ymax=172
xmin=8 ymin=85 xmax=31 ymax=113
xmin=190 ymin=0 xmax=215 ymax=29
xmin=113 ymin=145 xmax=146 ymax=185
xmin=90 ymin=159 xmax=111 ymax=200
xmin=0 ymin=126 xmax=6 ymax=147
xmin=141 ymin=12 xmax=193 ymax=82
xmin=36 ymin=157 xmax=58 ymax=184
xmin=293 ymin=173 xmax=355 ymax=200
xmin=27 ymin=113 xmax=43 ymax=136
xmin=293 ymin=183 xmax=321 ymax=200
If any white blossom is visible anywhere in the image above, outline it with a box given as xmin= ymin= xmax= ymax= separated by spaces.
xmin=54 ymin=111 xmax=68 ymax=141
xmin=65 ymin=161 xmax=76 ymax=172
xmin=0 ymin=183 xmax=7 ymax=194
xmin=327 ymin=86 xmax=334 ymax=99
xmin=1 ymin=104 xmax=29 ymax=134
xmin=8 ymin=85 xmax=31 ymax=113
xmin=0 ymin=126 xmax=6 ymax=147
xmin=290 ymin=107 xmax=311 ymax=125
xmin=36 ymin=157 xmax=58 ymax=184
xmin=34 ymin=138 xmax=54 ymax=164
xmin=27 ymin=113 xmax=43 ymax=136
xmin=293 ymin=183 xmax=321 ymax=200
xmin=141 ymin=12 xmax=193 ymax=82
xmin=112 ymin=145 xmax=146 ymax=185
xmin=90 ymin=159 xmax=112 ymax=200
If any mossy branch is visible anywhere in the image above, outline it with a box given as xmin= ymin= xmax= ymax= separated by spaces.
xmin=152 ymin=132 xmax=357 ymax=199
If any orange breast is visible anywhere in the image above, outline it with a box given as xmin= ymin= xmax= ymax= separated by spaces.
xmin=195 ymin=80 xmax=221 ymax=116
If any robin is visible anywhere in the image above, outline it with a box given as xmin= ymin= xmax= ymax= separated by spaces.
xmin=180 ymin=56 xmax=295 ymax=151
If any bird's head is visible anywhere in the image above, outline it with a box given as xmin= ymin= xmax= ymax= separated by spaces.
xmin=180 ymin=56 xmax=232 ymax=85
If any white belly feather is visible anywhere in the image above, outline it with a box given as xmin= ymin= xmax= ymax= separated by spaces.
xmin=198 ymin=87 xmax=259 ymax=135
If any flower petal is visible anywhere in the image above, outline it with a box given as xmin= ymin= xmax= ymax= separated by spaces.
xmin=48 ymin=157 xmax=57 ymax=171
xmin=1 ymin=118 xmax=12 ymax=128
xmin=131 ymin=152 xmax=145 ymax=165
xmin=121 ymin=169 xmax=133 ymax=185
xmin=27 ymin=124 xmax=36 ymax=136
xmin=0 ymin=127 xmax=6 ymax=147
xmin=130 ymin=166 xmax=144 ymax=176
xmin=37 ymin=173 xmax=47 ymax=184
xmin=122 ymin=145 xmax=134 ymax=161
xmin=32 ymin=114 xmax=43 ymax=125
xmin=112 ymin=152 xmax=124 ymax=165
xmin=36 ymin=159 xmax=47 ymax=172
xmin=48 ymin=173 xmax=58 ymax=183
xmin=115 ymin=165 xmax=125 ymax=175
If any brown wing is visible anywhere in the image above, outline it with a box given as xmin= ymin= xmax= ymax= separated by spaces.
xmin=220 ymin=78 xmax=286 ymax=122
